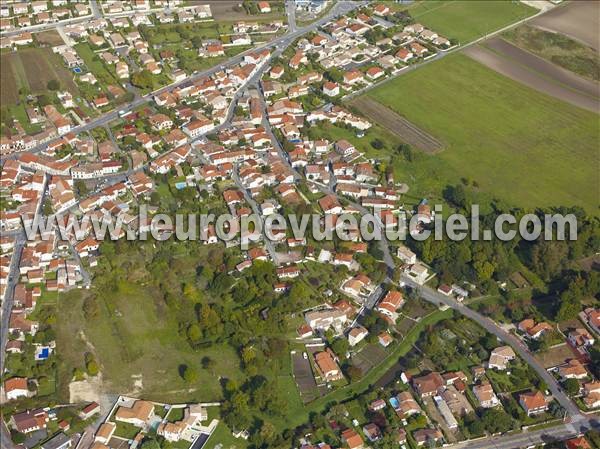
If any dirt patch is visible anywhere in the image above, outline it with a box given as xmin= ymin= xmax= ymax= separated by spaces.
xmin=348 ymin=96 xmax=444 ymax=153
xmin=531 ymin=1 xmax=600 ymax=51
xmin=578 ymin=255 xmax=600 ymax=272
xmin=36 ymin=30 xmax=64 ymax=47
xmin=464 ymin=44 xmax=599 ymax=113
xmin=69 ymin=373 xmax=104 ymax=404
xmin=208 ymin=1 xmax=284 ymax=22
xmin=536 ymin=343 xmax=577 ymax=369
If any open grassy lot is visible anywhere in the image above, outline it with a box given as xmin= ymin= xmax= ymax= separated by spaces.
xmin=363 ymin=53 xmax=599 ymax=212
xmin=55 ymin=286 xmax=247 ymax=403
xmin=0 ymin=47 xmax=78 ymax=107
xmin=74 ymin=43 xmax=120 ymax=87
xmin=504 ymin=25 xmax=600 ymax=81
xmin=400 ymin=0 xmax=536 ymax=44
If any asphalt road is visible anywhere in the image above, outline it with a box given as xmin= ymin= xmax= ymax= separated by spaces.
xmin=447 ymin=416 xmax=600 ymax=449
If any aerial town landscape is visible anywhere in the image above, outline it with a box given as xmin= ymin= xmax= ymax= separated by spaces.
xmin=0 ymin=1 xmax=598 ymax=449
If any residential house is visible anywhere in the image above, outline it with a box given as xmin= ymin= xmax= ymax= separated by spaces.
xmin=412 ymin=372 xmax=444 ymax=398
xmin=347 ymin=326 xmax=368 ymax=347
xmin=114 ymin=400 xmax=154 ymax=428
xmin=519 ymin=391 xmax=548 ymax=416
xmin=314 ymin=349 xmax=343 ymax=381
xmin=341 ymin=429 xmax=364 ymax=449
xmin=473 ymin=382 xmax=499 ymax=408
xmin=488 ymin=345 xmax=516 ymax=370
xmin=4 ymin=377 xmax=29 ymax=401
xmin=376 ymin=290 xmax=404 ymax=322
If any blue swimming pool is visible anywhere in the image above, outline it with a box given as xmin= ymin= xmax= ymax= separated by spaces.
xmin=389 ymin=397 xmax=399 ymax=409
xmin=73 ymin=67 xmax=82 ymax=73
xmin=35 ymin=347 xmax=50 ymax=360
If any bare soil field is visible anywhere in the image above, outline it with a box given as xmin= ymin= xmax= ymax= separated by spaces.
xmin=352 ymin=343 xmax=387 ymax=374
xmin=292 ymin=352 xmax=320 ymax=403
xmin=485 ymin=38 xmax=600 ymax=99
xmin=531 ymin=0 xmax=600 ymax=51
xmin=348 ymin=96 xmax=444 ymax=153
xmin=0 ymin=53 xmax=19 ymax=105
xmin=35 ymin=30 xmax=64 ymax=47
xmin=1 ymin=47 xmax=77 ymax=107
xmin=208 ymin=1 xmax=285 ymax=22
xmin=464 ymin=43 xmax=599 ymax=113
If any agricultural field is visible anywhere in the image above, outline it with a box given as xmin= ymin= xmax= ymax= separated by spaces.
xmin=0 ymin=47 xmax=78 ymax=107
xmin=464 ymin=39 xmax=598 ymax=113
xmin=360 ymin=53 xmax=599 ymax=213
xmin=399 ymin=0 xmax=537 ymax=44
xmin=530 ymin=0 xmax=599 ymax=51
xmin=504 ymin=24 xmax=600 ymax=81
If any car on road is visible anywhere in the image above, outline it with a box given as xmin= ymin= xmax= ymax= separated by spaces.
xmin=303 ymin=352 xmax=307 ymax=359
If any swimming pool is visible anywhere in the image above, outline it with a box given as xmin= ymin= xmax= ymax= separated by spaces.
xmin=389 ymin=396 xmax=399 ymax=409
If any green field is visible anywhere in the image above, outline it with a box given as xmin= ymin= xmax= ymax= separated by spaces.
xmin=364 ymin=53 xmax=599 ymax=212
xmin=401 ymin=0 xmax=537 ymax=44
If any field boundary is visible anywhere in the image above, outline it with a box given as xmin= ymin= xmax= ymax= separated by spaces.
xmin=348 ymin=96 xmax=444 ymax=153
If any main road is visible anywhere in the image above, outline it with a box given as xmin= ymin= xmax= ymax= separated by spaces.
xmin=400 ymin=272 xmax=583 ymax=420
xmin=445 ymin=416 xmax=600 ymax=449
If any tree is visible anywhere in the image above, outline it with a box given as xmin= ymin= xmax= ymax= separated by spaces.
xmin=397 ymin=143 xmax=414 ymax=162
xmin=37 ymin=94 xmax=52 ymax=107
xmin=187 ymin=324 xmax=201 ymax=342
xmin=183 ymin=365 xmax=199 ymax=383
xmin=131 ymin=70 xmax=154 ymax=90
xmin=10 ymin=430 xmax=25 ymax=444
xmin=346 ymin=365 xmax=363 ymax=382
xmin=191 ymin=36 xmax=203 ymax=48
xmin=47 ymin=79 xmax=60 ymax=91
xmin=86 ymin=359 xmax=99 ymax=376
xmin=72 ymin=368 xmax=85 ymax=381
xmin=443 ymin=184 xmax=468 ymax=209
xmin=370 ymin=138 xmax=384 ymax=150
xmin=201 ymin=356 xmax=216 ymax=371
xmin=563 ymin=378 xmax=580 ymax=396
xmin=481 ymin=408 xmax=513 ymax=434
xmin=141 ymin=438 xmax=160 ymax=449
xmin=464 ymin=412 xmax=485 ymax=437
xmin=330 ymin=337 xmax=349 ymax=360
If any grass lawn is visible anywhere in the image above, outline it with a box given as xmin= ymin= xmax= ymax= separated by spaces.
xmin=114 ymin=421 xmax=142 ymax=440
xmin=75 ymin=43 xmax=120 ymax=88
xmin=205 ymin=421 xmax=248 ymax=449
xmin=167 ymin=407 xmax=185 ymax=422
xmin=364 ymin=53 xmax=599 ymax=213
xmin=401 ymin=0 xmax=537 ymax=44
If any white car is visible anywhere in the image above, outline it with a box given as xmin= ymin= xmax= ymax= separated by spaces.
xmin=303 ymin=352 xmax=307 ymax=360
